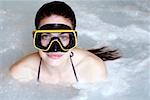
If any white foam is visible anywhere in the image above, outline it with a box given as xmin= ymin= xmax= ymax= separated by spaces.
xmin=0 ymin=0 xmax=149 ymax=100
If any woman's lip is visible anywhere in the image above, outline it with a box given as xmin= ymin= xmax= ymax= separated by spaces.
xmin=47 ymin=53 xmax=63 ymax=59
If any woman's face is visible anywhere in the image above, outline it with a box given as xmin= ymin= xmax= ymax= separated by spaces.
xmin=38 ymin=15 xmax=73 ymax=65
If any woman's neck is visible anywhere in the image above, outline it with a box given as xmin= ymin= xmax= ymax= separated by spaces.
xmin=42 ymin=57 xmax=71 ymax=73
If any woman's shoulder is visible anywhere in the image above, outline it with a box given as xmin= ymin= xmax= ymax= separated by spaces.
xmin=9 ymin=52 xmax=40 ymax=82
xmin=73 ymin=48 xmax=104 ymax=64
xmin=72 ymin=48 xmax=107 ymax=82
xmin=10 ymin=52 xmax=40 ymax=67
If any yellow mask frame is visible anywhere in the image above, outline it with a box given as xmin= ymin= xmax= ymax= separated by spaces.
xmin=33 ymin=29 xmax=78 ymax=52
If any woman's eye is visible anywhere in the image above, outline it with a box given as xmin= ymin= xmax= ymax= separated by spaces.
xmin=60 ymin=35 xmax=69 ymax=40
xmin=41 ymin=34 xmax=50 ymax=40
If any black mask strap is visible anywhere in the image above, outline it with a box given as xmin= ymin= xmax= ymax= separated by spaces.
xmin=39 ymin=24 xmax=72 ymax=30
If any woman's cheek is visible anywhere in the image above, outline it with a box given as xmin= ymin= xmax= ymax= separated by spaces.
xmin=39 ymin=51 xmax=47 ymax=59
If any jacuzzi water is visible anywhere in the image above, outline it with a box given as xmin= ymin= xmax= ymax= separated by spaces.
xmin=0 ymin=0 xmax=149 ymax=100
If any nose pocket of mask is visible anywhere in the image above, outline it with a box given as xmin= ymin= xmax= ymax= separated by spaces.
xmin=47 ymin=40 xmax=63 ymax=52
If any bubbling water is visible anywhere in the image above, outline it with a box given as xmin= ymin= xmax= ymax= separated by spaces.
xmin=0 ymin=0 xmax=149 ymax=100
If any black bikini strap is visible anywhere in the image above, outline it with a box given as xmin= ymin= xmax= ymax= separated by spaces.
xmin=37 ymin=53 xmax=78 ymax=82
xmin=70 ymin=52 xmax=79 ymax=82
xmin=37 ymin=57 xmax=42 ymax=82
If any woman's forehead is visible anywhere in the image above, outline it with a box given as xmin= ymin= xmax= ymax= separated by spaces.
xmin=39 ymin=15 xmax=73 ymax=29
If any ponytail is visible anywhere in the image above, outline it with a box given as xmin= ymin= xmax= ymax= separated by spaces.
xmin=88 ymin=46 xmax=121 ymax=61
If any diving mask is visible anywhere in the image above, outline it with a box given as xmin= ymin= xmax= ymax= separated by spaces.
xmin=33 ymin=24 xmax=77 ymax=52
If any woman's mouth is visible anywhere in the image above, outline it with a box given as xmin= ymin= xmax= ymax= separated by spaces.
xmin=47 ymin=53 xmax=63 ymax=59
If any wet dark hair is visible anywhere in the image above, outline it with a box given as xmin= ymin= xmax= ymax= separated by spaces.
xmin=35 ymin=1 xmax=76 ymax=29
xmin=35 ymin=1 xmax=121 ymax=61
xmin=88 ymin=47 xmax=121 ymax=61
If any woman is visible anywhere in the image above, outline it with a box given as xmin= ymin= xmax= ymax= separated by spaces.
xmin=10 ymin=1 xmax=120 ymax=85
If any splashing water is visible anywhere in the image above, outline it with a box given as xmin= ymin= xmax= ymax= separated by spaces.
xmin=0 ymin=0 xmax=149 ymax=100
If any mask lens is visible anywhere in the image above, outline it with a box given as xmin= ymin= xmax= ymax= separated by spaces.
xmin=40 ymin=32 xmax=71 ymax=47
xmin=59 ymin=32 xmax=70 ymax=46
xmin=40 ymin=33 xmax=51 ymax=47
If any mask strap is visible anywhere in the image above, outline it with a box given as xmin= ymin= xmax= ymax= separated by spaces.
xmin=70 ymin=52 xmax=79 ymax=82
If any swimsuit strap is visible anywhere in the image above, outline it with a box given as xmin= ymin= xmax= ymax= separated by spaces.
xmin=70 ymin=52 xmax=79 ymax=82
xmin=37 ymin=52 xmax=78 ymax=82
xmin=37 ymin=57 xmax=42 ymax=82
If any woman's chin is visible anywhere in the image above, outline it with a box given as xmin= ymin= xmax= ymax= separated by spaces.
xmin=39 ymin=51 xmax=70 ymax=66
xmin=45 ymin=53 xmax=65 ymax=65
